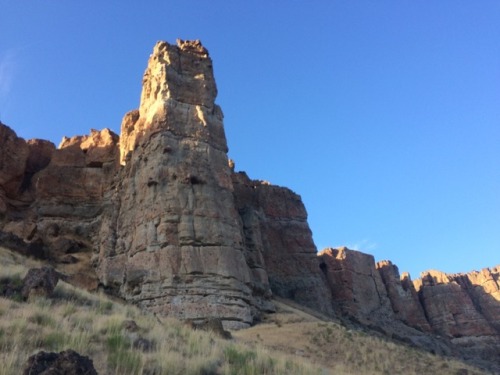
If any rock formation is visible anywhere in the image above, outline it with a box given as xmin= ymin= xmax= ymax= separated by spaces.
xmin=232 ymin=172 xmax=333 ymax=317
xmin=21 ymin=266 xmax=60 ymax=300
xmin=318 ymin=247 xmax=393 ymax=323
xmin=96 ymin=40 xmax=275 ymax=328
xmin=0 ymin=40 xmax=330 ymax=329
xmin=376 ymin=260 xmax=431 ymax=332
xmin=1 ymin=39 xmax=499 ymax=370
xmin=319 ymin=246 xmax=500 ymax=370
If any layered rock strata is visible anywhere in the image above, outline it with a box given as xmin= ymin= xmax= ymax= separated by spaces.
xmin=232 ymin=172 xmax=333 ymax=317
xmin=97 ymin=40 xmax=273 ymax=328
xmin=0 ymin=123 xmax=119 ymax=288
xmin=319 ymin=246 xmax=500 ymax=369
xmin=376 ymin=260 xmax=431 ymax=332
xmin=0 ymin=40 xmax=330 ymax=328
xmin=318 ymin=247 xmax=393 ymax=322
xmin=1 ymin=40 xmax=499 ymax=369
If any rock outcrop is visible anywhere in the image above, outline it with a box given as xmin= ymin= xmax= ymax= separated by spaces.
xmin=96 ymin=40 xmax=272 ymax=328
xmin=21 ymin=266 xmax=60 ymax=300
xmin=0 ymin=122 xmax=119 ymax=290
xmin=319 ymin=246 xmax=500 ymax=370
xmin=1 ymin=39 xmax=499 ymax=371
xmin=376 ymin=260 xmax=431 ymax=332
xmin=232 ymin=172 xmax=333 ymax=317
xmin=415 ymin=270 xmax=497 ymax=338
xmin=0 ymin=40 xmax=330 ymax=329
xmin=318 ymin=247 xmax=393 ymax=323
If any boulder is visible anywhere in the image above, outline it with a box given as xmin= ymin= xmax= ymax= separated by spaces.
xmin=22 ymin=350 xmax=97 ymax=375
xmin=21 ymin=266 xmax=60 ymax=300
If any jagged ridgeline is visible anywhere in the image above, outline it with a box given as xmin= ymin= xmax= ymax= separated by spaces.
xmin=0 ymin=39 xmax=499 ymax=371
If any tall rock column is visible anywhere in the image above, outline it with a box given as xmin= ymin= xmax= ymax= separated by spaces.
xmin=96 ymin=40 xmax=269 ymax=328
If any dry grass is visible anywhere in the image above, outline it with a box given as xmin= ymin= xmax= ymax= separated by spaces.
xmin=0 ymin=247 xmax=321 ymax=375
xmin=0 ymin=247 xmax=490 ymax=374
xmin=232 ymin=299 xmax=490 ymax=375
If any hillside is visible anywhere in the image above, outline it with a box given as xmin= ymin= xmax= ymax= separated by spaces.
xmin=0 ymin=247 xmax=489 ymax=375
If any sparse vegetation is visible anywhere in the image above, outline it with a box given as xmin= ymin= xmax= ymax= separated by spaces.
xmin=233 ymin=300 xmax=490 ymax=375
xmin=0 ymin=247 xmax=490 ymax=375
xmin=0 ymin=247 xmax=321 ymax=375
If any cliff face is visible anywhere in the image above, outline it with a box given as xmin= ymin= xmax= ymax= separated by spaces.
xmin=96 ymin=40 xmax=274 ymax=328
xmin=319 ymin=246 xmax=500 ymax=369
xmin=232 ymin=172 xmax=333 ymax=317
xmin=1 ymin=39 xmax=499 ymax=368
xmin=0 ymin=123 xmax=118 ymax=289
xmin=0 ymin=40 xmax=328 ymax=328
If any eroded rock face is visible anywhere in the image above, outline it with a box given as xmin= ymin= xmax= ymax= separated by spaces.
xmin=96 ymin=40 xmax=274 ymax=328
xmin=2 ymin=41 xmax=500 ymax=372
xmin=376 ymin=260 xmax=431 ymax=332
xmin=318 ymin=247 xmax=392 ymax=322
xmin=0 ymin=41 xmax=333 ymax=328
xmin=415 ymin=269 xmax=499 ymax=338
xmin=465 ymin=266 xmax=500 ymax=332
xmin=232 ymin=172 xmax=333 ymax=317
xmin=0 ymin=124 xmax=56 ymax=217
xmin=0 ymin=122 xmax=119 ymax=290
xmin=319 ymin=247 xmax=500 ymax=370
xmin=0 ymin=123 xmax=30 ymax=205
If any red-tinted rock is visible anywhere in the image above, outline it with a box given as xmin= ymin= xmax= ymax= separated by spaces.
xmin=415 ymin=270 xmax=497 ymax=338
xmin=318 ymin=247 xmax=392 ymax=322
xmin=232 ymin=172 xmax=334 ymax=317
xmin=376 ymin=260 xmax=431 ymax=332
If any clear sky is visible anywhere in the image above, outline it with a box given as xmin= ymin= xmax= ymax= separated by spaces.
xmin=1 ymin=1 xmax=499 ymax=279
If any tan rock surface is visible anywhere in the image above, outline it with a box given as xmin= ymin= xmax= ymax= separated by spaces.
xmin=376 ymin=260 xmax=431 ymax=332
xmin=1 ymin=41 xmax=499 ymax=370
xmin=97 ymin=40 xmax=272 ymax=328
xmin=232 ymin=172 xmax=334 ymax=317
xmin=318 ymin=247 xmax=392 ymax=322
xmin=415 ymin=268 xmax=499 ymax=338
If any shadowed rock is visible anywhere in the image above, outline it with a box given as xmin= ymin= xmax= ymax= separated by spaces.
xmin=22 ymin=349 xmax=97 ymax=375
xmin=21 ymin=266 xmax=60 ymax=300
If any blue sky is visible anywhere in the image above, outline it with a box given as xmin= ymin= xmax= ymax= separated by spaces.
xmin=1 ymin=1 xmax=499 ymax=279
